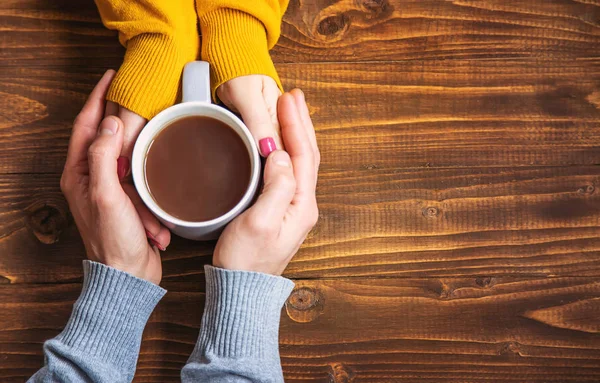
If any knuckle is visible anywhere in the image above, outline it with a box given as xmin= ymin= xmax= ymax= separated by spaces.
xmin=72 ymin=113 xmax=84 ymax=127
xmin=73 ymin=113 xmax=93 ymax=131
xmin=247 ymin=213 xmax=279 ymax=238
xmin=266 ymin=102 xmax=278 ymax=119
xmin=90 ymin=189 xmax=118 ymax=209
xmin=277 ymin=174 xmax=296 ymax=194
xmin=87 ymin=142 xmax=109 ymax=159
xmin=60 ymin=173 xmax=72 ymax=195
xmin=306 ymin=206 xmax=320 ymax=229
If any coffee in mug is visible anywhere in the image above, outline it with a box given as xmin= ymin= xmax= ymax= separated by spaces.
xmin=144 ymin=116 xmax=251 ymax=222
xmin=132 ymin=61 xmax=261 ymax=240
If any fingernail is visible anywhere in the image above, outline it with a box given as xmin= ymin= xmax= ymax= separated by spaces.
xmin=145 ymin=229 xmax=166 ymax=251
xmin=149 ymin=238 xmax=166 ymax=251
xmin=298 ymin=88 xmax=305 ymax=100
xmin=259 ymin=137 xmax=277 ymax=157
xmin=271 ymin=151 xmax=290 ymax=167
xmin=145 ymin=229 xmax=156 ymax=241
xmin=99 ymin=117 xmax=118 ymax=136
xmin=117 ymin=156 xmax=130 ymax=180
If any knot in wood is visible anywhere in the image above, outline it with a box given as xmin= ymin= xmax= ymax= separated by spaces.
xmin=328 ymin=363 xmax=355 ymax=383
xmin=26 ymin=204 xmax=68 ymax=244
xmin=439 ymin=286 xmax=454 ymax=299
xmin=578 ymin=184 xmax=595 ymax=194
xmin=500 ymin=341 xmax=522 ymax=356
xmin=475 ymin=276 xmax=496 ymax=288
xmin=285 ymin=286 xmax=324 ymax=323
xmin=288 ymin=287 xmax=319 ymax=311
xmin=361 ymin=0 xmax=392 ymax=16
xmin=316 ymin=14 xmax=349 ymax=39
xmin=422 ymin=206 xmax=439 ymax=218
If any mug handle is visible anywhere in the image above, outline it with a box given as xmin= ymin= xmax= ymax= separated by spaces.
xmin=182 ymin=61 xmax=211 ymax=103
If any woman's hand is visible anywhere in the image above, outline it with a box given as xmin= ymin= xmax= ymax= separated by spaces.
xmin=60 ymin=70 xmax=171 ymax=284
xmin=217 ymin=75 xmax=283 ymax=156
xmin=214 ymin=89 xmax=320 ymax=275
xmin=104 ymin=100 xmax=146 ymax=159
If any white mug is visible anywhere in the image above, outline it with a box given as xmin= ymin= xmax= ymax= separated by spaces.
xmin=131 ymin=61 xmax=261 ymax=240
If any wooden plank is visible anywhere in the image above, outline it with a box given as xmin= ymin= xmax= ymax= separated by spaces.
xmin=2 ymin=166 xmax=600 ymax=283
xmin=1 ymin=0 xmax=600 ymax=65
xmin=282 ymin=60 xmax=600 ymax=171
xmin=1 ymin=277 xmax=599 ymax=382
xmin=2 ymin=60 xmax=600 ymax=173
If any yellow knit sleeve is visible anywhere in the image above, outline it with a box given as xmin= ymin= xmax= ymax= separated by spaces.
xmin=195 ymin=0 xmax=289 ymax=100
xmin=95 ymin=0 xmax=200 ymax=119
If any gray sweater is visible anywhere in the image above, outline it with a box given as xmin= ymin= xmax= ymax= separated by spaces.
xmin=29 ymin=260 xmax=294 ymax=382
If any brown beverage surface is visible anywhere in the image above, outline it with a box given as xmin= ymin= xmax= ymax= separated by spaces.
xmin=145 ymin=116 xmax=251 ymax=221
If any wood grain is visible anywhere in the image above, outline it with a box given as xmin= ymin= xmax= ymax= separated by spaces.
xmin=0 ymin=173 xmax=214 ymax=284
xmin=2 ymin=59 xmax=600 ymax=173
xmin=2 ymin=166 xmax=599 ymax=283
xmin=2 ymin=0 xmax=599 ymax=381
xmin=1 ymin=277 xmax=599 ymax=382
xmin=2 ymin=0 xmax=600 ymax=65
xmin=279 ymin=0 xmax=600 ymax=62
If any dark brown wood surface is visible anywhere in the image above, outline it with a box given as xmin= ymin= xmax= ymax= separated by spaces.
xmin=1 ymin=0 xmax=599 ymax=382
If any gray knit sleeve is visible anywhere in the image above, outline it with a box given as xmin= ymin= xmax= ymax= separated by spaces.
xmin=28 ymin=260 xmax=166 ymax=383
xmin=181 ymin=265 xmax=295 ymax=383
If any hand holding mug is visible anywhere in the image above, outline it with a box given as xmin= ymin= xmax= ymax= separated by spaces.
xmin=61 ymin=70 xmax=170 ymax=284
xmin=103 ymin=101 xmax=171 ymax=252
xmin=214 ymin=89 xmax=320 ymax=275
xmin=218 ymin=75 xmax=283 ymax=156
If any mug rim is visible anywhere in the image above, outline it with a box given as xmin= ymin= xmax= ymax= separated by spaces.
xmin=131 ymin=101 xmax=261 ymax=228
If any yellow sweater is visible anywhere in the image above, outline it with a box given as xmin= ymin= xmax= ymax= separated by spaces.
xmin=95 ymin=0 xmax=288 ymax=120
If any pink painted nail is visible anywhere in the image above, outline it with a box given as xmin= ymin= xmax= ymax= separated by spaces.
xmin=259 ymin=137 xmax=276 ymax=157
xmin=145 ymin=229 xmax=166 ymax=251
xmin=117 ymin=156 xmax=130 ymax=180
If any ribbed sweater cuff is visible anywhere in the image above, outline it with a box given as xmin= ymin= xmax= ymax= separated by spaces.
xmin=199 ymin=8 xmax=282 ymax=101
xmin=107 ymin=33 xmax=198 ymax=120
xmin=56 ymin=260 xmax=166 ymax=371
xmin=197 ymin=265 xmax=294 ymax=357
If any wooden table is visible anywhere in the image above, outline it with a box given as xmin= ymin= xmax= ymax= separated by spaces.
xmin=2 ymin=0 xmax=600 ymax=382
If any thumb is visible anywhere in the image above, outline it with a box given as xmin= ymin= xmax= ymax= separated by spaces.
xmin=249 ymin=150 xmax=296 ymax=224
xmin=88 ymin=116 xmax=124 ymax=197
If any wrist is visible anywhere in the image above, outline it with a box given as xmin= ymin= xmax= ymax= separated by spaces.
xmin=51 ymin=261 xmax=165 ymax=379
xmin=199 ymin=8 xmax=282 ymax=102
xmin=212 ymin=258 xmax=283 ymax=276
xmin=104 ymin=259 xmax=161 ymax=285
xmin=107 ymin=33 xmax=199 ymax=120
xmin=192 ymin=265 xmax=294 ymax=358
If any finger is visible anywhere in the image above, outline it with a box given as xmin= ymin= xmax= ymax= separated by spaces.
xmin=220 ymin=76 xmax=283 ymax=156
xmin=290 ymin=88 xmax=320 ymax=174
xmin=118 ymin=106 xmax=147 ymax=159
xmin=278 ymin=93 xmax=316 ymax=205
xmin=123 ymin=183 xmax=171 ymax=250
xmin=262 ymin=77 xmax=283 ymax=148
xmin=248 ymin=150 xmax=296 ymax=225
xmin=66 ymin=70 xmax=115 ymax=169
xmin=87 ymin=116 xmax=124 ymax=197
xmin=104 ymin=100 xmax=119 ymax=118
xmin=239 ymin=98 xmax=283 ymax=157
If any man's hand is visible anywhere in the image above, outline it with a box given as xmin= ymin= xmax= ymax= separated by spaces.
xmin=214 ymin=89 xmax=320 ymax=275
xmin=62 ymin=70 xmax=170 ymax=284
xmin=103 ymin=101 xmax=170 ymax=251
